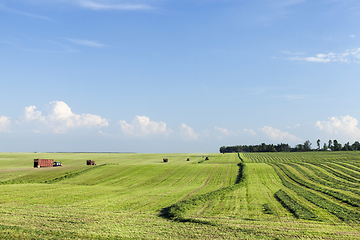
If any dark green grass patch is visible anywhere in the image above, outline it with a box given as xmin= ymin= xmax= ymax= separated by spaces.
xmin=274 ymin=189 xmax=320 ymax=221
xmin=262 ymin=203 xmax=274 ymax=215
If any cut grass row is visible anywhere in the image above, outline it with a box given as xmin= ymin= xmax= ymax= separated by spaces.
xmin=323 ymin=162 xmax=360 ymax=179
xmin=274 ymin=189 xmax=320 ymax=221
xmin=161 ymin=163 xmax=245 ymax=222
xmin=0 ymin=164 xmax=107 ymax=185
xmin=274 ymin=163 xmax=360 ymax=208
xmin=271 ymin=163 xmax=360 ymax=223
xmin=287 ymin=163 xmax=360 ymax=196
xmin=311 ymin=162 xmax=360 ymax=184
xmin=298 ymin=163 xmax=360 ymax=189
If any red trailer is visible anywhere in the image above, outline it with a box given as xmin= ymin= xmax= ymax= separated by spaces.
xmin=86 ymin=160 xmax=96 ymax=165
xmin=34 ymin=159 xmax=53 ymax=168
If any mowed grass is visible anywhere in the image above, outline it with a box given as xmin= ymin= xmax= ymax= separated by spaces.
xmin=1 ymin=152 xmax=360 ymax=239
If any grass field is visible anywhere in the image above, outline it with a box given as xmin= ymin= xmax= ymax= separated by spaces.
xmin=0 ymin=152 xmax=360 ymax=239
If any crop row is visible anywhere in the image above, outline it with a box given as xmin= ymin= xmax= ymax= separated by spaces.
xmin=242 ymin=151 xmax=360 ymax=164
xmin=274 ymin=163 xmax=360 ymax=208
xmin=271 ymin=164 xmax=360 ymax=223
xmin=237 ymin=152 xmax=244 ymax=162
xmin=345 ymin=161 xmax=360 ymax=169
xmin=287 ymin=163 xmax=360 ymax=196
xmin=43 ymin=164 xmax=107 ymax=183
xmin=274 ymin=189 xmax=320 ymax=221
xmin=322 ymin=162 xmax=360 ymax=180
xmin=311 ymin=163 xmax=360 ymax=184
xmin=329 ymin=161 xmax=360 ymax=173
xmin=162 ymin=163 xmax=246 ymax=222
xmin=297 ymin=163 xmax=360 ymax=189
xmin=0 ymin=164 xmax=107 ymax=185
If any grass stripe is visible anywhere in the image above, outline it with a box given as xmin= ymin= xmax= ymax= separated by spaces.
xmin=274 ymin=189 xmax=320 ymax=221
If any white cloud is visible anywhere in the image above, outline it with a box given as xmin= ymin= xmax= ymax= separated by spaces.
xmin=287 ymin=123 xmax=300 ymax=129
xmin=289 ymin=48 xmax=360 ymax=63
xmin=119 ymin=116 xmax=169 ymax=137
xmin=28 ymin=0 xmax=152 ymax=11
xmin=24 ymin=101 xmax=109 ymax=133
xmin=350 ymin=35 xmax=356 ymax=38
xmin=77 ymin=1 xmax=152 ymax=10
xmin=260 ymin=126 xmax=301 ymax=142
xmin=25 ymin=106 xmax=45 ymax=122
xmin=64 ymin=38 xmax=105 ymax=48
xmin=0 ymin=116 xmax=11 ymax=132
xmin=0 ymin=4 xmax=52 ymax=21
xmin=282 ymin=51 xmax=305 ymax=55
xmin=243 ymin=128 xmax=256 ymax=135
xmin=180 ymin=123 xmax=198 ymax=141
xmin=315 ymin=115 xmax=360 ymax=142
xmin=215 ymin=127 xmax=230 ymax=135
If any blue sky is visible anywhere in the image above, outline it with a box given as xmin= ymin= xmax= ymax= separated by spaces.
xmin=1 ymin=0 xmax=360 ymax=153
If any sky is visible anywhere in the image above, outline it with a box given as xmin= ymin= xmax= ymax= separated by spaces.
xmin=1 ymin=0 xmax=360 ymax=153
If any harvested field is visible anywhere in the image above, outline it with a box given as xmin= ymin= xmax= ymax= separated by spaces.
xmin=0 ymin=152 xmax=360 ymax=239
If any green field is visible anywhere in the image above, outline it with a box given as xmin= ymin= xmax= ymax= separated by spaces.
xmin=0 ymin=152 xmax=360 ymax=239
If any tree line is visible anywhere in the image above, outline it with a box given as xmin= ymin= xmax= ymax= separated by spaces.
xmin=219 ymin=140 xmax=360 ymax=153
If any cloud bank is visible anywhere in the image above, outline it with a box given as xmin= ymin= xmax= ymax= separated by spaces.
xmin=0 ymin=116 xmax=11 ymax=132
xmin=260 ymin=126 xmax=301 ymax=142
xmin=119 ymin=116 xmax=169 ymax=137
xmin=64 ymin=38 xmax=105 ymax=48
xmin=289 ymin=48 xmax=360 ymax=63
xmin=77 ymin=1 xmax=152 ymax=10
xmin=180 ymin=123 xmax=198 ymax=141
xmin=25 ymin=101 xmax=109 ymax=133
xmin=316 ymin=115 xmax=360 ymax=141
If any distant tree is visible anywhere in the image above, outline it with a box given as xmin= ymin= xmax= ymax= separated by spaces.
xmin=352 ymin=141 xmax=360 ymax=151
xmin=266 ymin=144 xmax=276 ymax=152
xmin=322 ymin=143 xmax=328 ymax=151
xmin=328 ymin=140 xmax=333 ymax=151
xmin=304 ymin=140 xmax=312 ymax=151
xmin=342 ymin=142 xmax=351 ymax=151
xmin=317 ymin=139 xmax=321 ymax=151
xmin=219 ymin=146 xmax=226 ymax=153
xmin=295 ymin=144 xmax=304 ymax=152
xmin=275 ymin=143 xmax=291 ymax=152
xmin=333 ymin=139 xmax=341 ymax=151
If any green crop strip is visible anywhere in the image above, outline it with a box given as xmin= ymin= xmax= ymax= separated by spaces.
xmin=274 ymin=163 xmax=360 ymax=208
xmin=0 ymin=223 xmax=109 ymax=239
xmin=43 ymin=164 xmax=107 ymax=183
xmin=287 ymin=163 xmax=360 ymax=196
xmin=297 ymin=163 xmax=360 ymax=189
xmin=331 ymin=161 xmax=360 ymax=173
xmin=0 ymin=164 xmax=107 ymax=185
xmin=323 ymin=162 xmax=360 ymax=179
xmin=160 ymin=163 xmax=246 ymax=223
xmin=271 ymin=164 xmax=360 ymax=223
xmin=312 ymin=163 xmax=360 ymax=184
xmin=274 ymin=189 xmax=320 ymax=221
xmin=237 ymin=152 xmax=244 ymax=162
